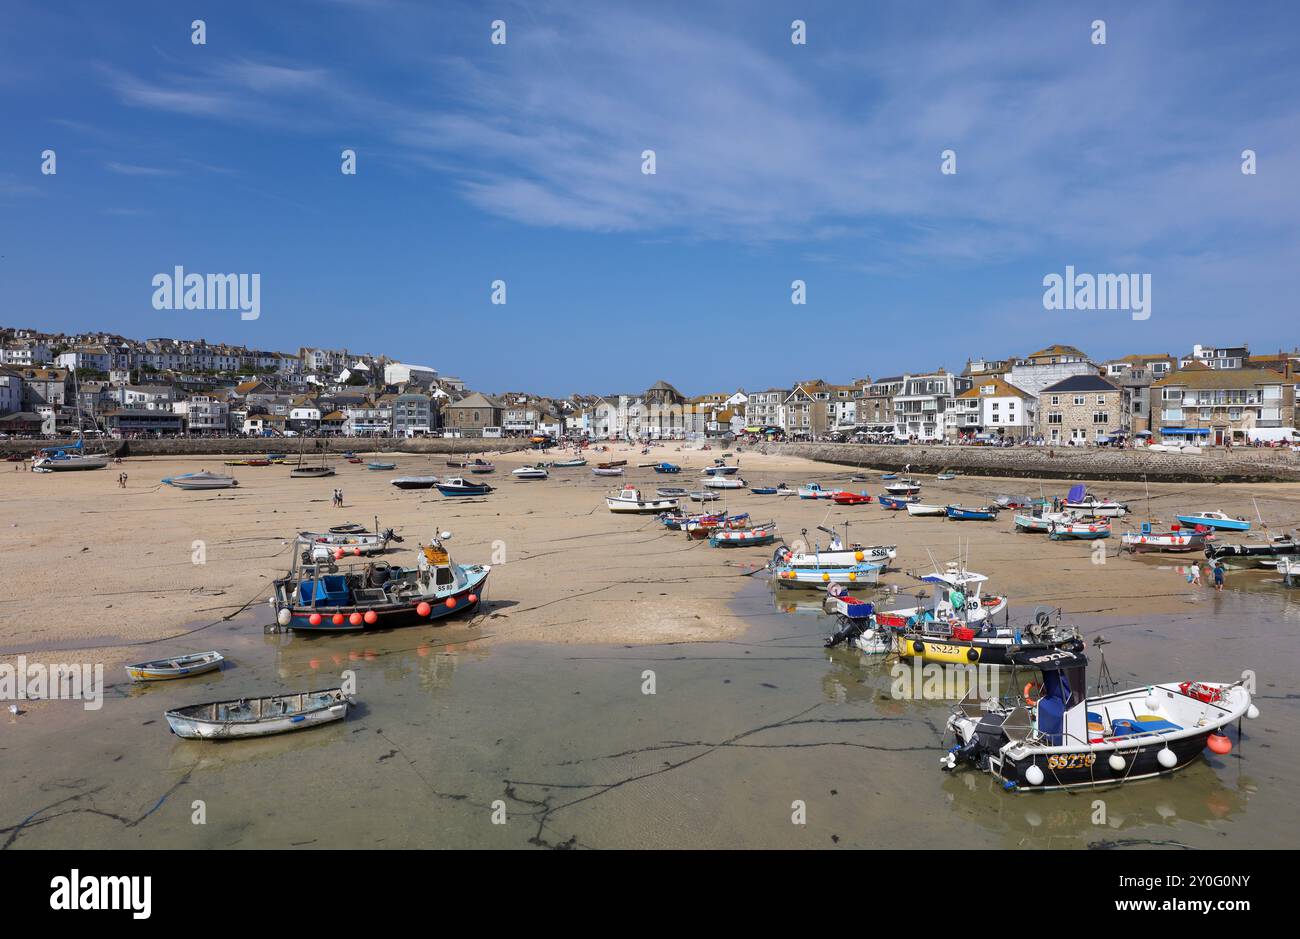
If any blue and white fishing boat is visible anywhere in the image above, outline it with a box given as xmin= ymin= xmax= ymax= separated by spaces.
xmin=946 ymin=504 xmax=999 ymax=521
xmin=654 ymin=462 xmax=681 ymax=474
xmin=798 ymin=482 xmax=833 ymax=499
xmin=703 ymin=464 xmax=739 ymax=476
xmin=1048 ymin=518 xmax=1111 ymax=540
xmin=1175 ymin=511 xmax=1251 ymax=532
xmin=879 ymin=494 xmax=919 ymax=510
xmin=772 ymin=561 xmax=882 ymax=587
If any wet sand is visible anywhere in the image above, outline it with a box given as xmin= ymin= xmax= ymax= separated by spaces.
xmin=2 ymin=447 xmax=1298 ymax=848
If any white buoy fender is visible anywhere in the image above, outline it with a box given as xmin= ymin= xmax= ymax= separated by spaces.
xmin=1157 ymin=747 xmax=1178 ymax=769
xmin=1025 ymin=764 xmax=1045 ymax=786
xmin=1246 ymin=704 xmax=1260 ymax=720
xmin=1108 ymin=753 xmax=1125 ymax=772
xmin=277 ymin=608 xmax=292 ymax=627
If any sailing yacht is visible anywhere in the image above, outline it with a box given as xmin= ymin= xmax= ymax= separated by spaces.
xmin=32 ymin=369 xmax=110 ymax=472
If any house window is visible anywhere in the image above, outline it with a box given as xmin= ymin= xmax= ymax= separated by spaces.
xmin=1096 ymin=395 xmax=1106 ymax=405
xmin=1199 ymin=408 xmax=1212 ymax=420
xmin=1048 ymin=413 xmax=1063 ymax=424
xmin=1093 ymin=412 xmax=1108 ymax=424
xmin=1073 ymin=396 xmax=1085 ymax=406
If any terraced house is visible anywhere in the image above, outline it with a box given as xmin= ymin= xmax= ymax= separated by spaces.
xmin=1152 ymin=366 xmax=1295 ymax=446
xmin=1036 ymin=374 xmax=1123 ymax=445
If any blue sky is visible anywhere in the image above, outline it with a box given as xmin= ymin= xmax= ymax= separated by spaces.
xmin=2 ymin=0 xmax=1298 ymax=395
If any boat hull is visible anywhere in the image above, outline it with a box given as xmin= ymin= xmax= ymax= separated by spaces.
xmin=279 ymin=569 xmax=488 ymax=632
xmin=1175 ymin=514 xmax=1250 ymax=532
xmin=167 ymin=690 xmax=350 ymax=740
xmin=126 ymin=652 xmax=224 ymax=682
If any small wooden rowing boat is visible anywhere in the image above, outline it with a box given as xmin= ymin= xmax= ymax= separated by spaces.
xmin=166 ymin=688 xmax=351 ymax=740
xmin=592 ymin=466 xmax=625 ymax=476
xmin=126 ymin=651 xmax=224 ymax=682
xmin=905 ymin=502 xmax=947 ymax=517
xmin=368 ymin=462 xmax=396 ymax=470
xmin=597 ymin=460 xmax=628 ymax=469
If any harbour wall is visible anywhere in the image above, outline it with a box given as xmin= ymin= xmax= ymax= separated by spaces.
xmin=748 ymin=442 xmax=1300 ymax=483
xmin=0 ymin=437 xmax=535 ymax=458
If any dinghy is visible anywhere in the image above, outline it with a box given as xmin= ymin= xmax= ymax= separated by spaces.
xmin=936 ymin=471 xmax=958 ymax=481
xmin=823 ymin=599 xmax=892 ymax=653
xmin=946 ymin=504 xmax=999 ymax=521
xmin=905 ymin=502 xmax=947 ymax=517
xmin=709 ymin=521 xmax=777 ymax=547
xmin=831 ymin=491 xmax=872 ymax=505
xmin=391 ymin=476 xmax=438 ymax=489
xmin=552 ymin=458 xmax=587 ymax=468
xmin=750 ymin=486 xmax=779 ymax=495
xmin=126 ymin=651 xmax=224 ymax=682
xmin=656 ymin=487 xmax=688 ymax=497
xmin=367 ymin=462 xmax=396 ymax=471
xmin=299 ymin=525 xmax=401 ymax=559
xmin=688 ymin=490 xmax=721 ymax=502
xmin=597 ymin=460 xmax=628 ymax=469
xmin=703 ymin=476 xmax=746 ymax=489
xmin=163 ymin=471 xmax=239 ymax=490
xmin=607 ymin=485 xmax=678 ymax=513
xmin=467 ymin=459 xmax=495 ymax=474
xmin=878 ymin=495 xmax=919 ymax=510
xmin=941 ymin=648 xmax=1259 ymax=791
xmin=166 ymin=688 xmax=352 ymax=740
xmin=592 ymin=466 xmax=625 ymax=476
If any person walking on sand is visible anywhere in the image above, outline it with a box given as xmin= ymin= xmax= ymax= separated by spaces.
xmin=1213 ymin=559 xmax=1225 ymax=592
xmin=1189 ymin=563 xmax=1201 ymax=587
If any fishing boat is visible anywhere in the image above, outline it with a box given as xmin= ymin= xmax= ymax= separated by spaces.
xmin=163 ymin=471 xmax=239 ymax=490
xmin=391 ymin=476 xmax=438 ymax=490
xmin=368 ymin=461 xmax=396 ymax=471
xmin=592 ymin=466 xmax=625 ymax=477
xmin=941 ymin=647 xmax=1259 ymax=791
xmin=905 ymin=502 xmax=947 ymax=517
xmin=878 ymin=494 xmax=919 ymax=510
xmin=709 ymin=521 xmax=778 ymax=547
xmin=773 ymin=484 xmax=798 ymax=496
xmin=126 ymin=651 xmax=224 ymax=682
xmin=946 ymin=504 xmax=998 ymax=521
xmin=1174 ymin=511 xmax=1251 ymax=532
xmin=653 ymin=463 xmax=681 ymax=474
xmin=298 ymin=523 xmax=401 ymax=559
xmin=831 ymin=491 xmax=872 ymax=505
xmin=892 ymin=606 xmax=1082 ymax=666
xmin=685 ymin=512 xmax=749 ymax=539
xmin=772 ymin=540 xmax=896 ymax=569
xmin=1121 ymin=523 xmax=1210 ymax=554
xmin=511 ymin=465 xmax=549 ymax=480
xmin=435 ymin=477 xmax=493 ymax=496
xmin=885 ymin=479 xmax=923 ymax=495
xmin=703 ymin=476 xmax=746 ymax=489
xmin=1048 ymin=518 xmax=1111 ymax=540
xmin=656 ymin=487 xmax=688 ymax=497
xmin=1013 ymin=502 xmax=1068 ymax=532
xmin=347 ymin=457 xmax=363 ymax=464
xmin=702 ymin=465 xmax=739 ymax=476
xmin=552 ymin=458 xmax=587 ymax=468
xmin=875 ymin=565 xmax=1008 ymax=629
xmin=1205 ymin=534 xmax=1300 ymax=567
xmin=798 ymin=482 xmax=833 ymax=500
xmin=772 ymin=562 xmax=882 ymax=587
xmin=271 ymin=532 xmax=489 ymax=631
xmin=467 ymin=459 xmax=495 ymax=474
xmin=607 ymin=485 xmax=679 ymax=513
xmin=166 ymin=688 xmax=352 ymax=740
xmin=688 ymin=490 xmax=721 ymax=502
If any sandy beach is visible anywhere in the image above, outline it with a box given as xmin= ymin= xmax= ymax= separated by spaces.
xmin=3 ymin=445 xmax=1299 ymax=666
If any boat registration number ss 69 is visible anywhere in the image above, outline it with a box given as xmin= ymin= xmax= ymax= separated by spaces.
xmin=1046 ymin=753 xmax=1097 ymax=770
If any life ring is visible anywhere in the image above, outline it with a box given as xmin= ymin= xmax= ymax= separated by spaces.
xmin=1023 ymin=681 xmax=1041 ymax=706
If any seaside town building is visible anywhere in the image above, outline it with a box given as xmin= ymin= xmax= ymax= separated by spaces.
xmin=1035 ymin=374 xmax=1124 ymax=445
xmin=952 ymin=377 xmax=1038 ymax=442
xmin=1152 ymin=365 xmax=1296 ymax=445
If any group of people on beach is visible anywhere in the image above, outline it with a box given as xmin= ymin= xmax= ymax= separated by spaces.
xmin=332 ymin=488 xmax=344 ymax=508
xmin=1187 ymin=559 xmax=1226 ymax=591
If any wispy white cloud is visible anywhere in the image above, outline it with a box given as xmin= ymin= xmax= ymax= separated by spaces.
xmin=106 ymin=161 xmax=176 ymax=177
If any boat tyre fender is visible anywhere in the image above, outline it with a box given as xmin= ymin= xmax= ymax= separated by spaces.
xmin=912 ymin=640 xmax=924 ymax=654
xmin=1034 ymin=610 xmax=1050 ymax=629
xmin=966 ymin=648 xmax=978 ymax=662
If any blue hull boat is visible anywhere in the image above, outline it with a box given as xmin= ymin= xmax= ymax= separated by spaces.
xmin=1175 ymin=512 xmax=1251 ymax=532
xmin=654 ymin=463 xmax=681 ymax=474
xmin=946 ymin=505 xmax=998 ymax=521
xmin=751 ymin=487 xmax=778 ymax=495
xmin=878 ymin=495 xmax=917 ymax=510
xmin=436 ymin=480 xmax=493 ymax=497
